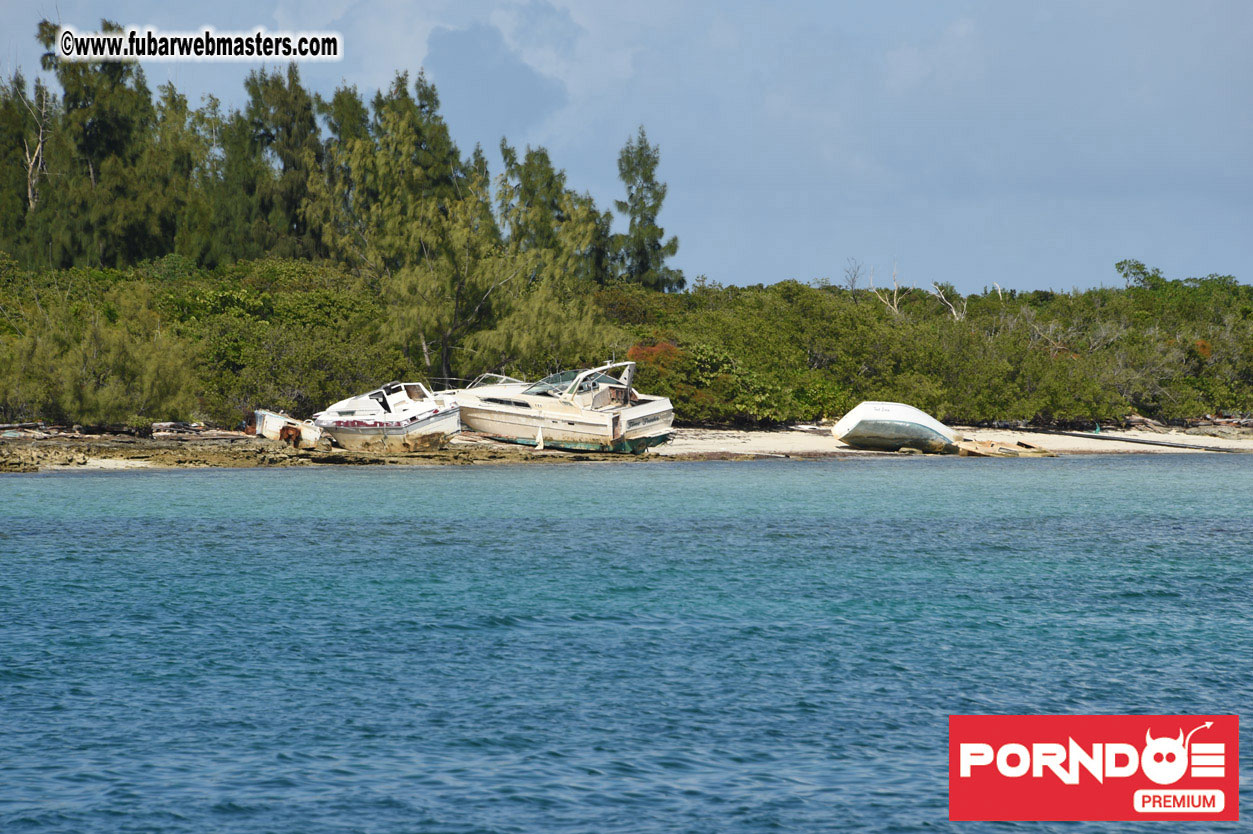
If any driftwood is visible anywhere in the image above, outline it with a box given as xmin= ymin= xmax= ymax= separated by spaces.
xmin=151 ymin=422 xmax=209 ymax=434
xmin=1019 ymin=429 xmax=1243 ymax=454
xmin=956 ymin=439 xmax=1055 ymax=457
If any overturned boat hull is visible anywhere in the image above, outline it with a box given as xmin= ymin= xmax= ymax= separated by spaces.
xmin=833 ymin=401 xmax=959 ymax=453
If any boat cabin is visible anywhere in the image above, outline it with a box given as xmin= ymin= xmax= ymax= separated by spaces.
xmin=322 ymin=382 xmax=437 ymax=419
xmin=520 ymin=363 xmax=640 ymax=410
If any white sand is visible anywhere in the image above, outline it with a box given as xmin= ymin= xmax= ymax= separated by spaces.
xmin=652 ymin=427 xmax=856 ymax=456
xmin=960 ymin=428 xmax=1251 ymax=454
xmin=650 ymin=426 xmax=1253 ymax=457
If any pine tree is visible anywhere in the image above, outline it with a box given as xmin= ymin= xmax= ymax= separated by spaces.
xmin=470 ymin=187 xmax=619 ymax=376
xmin=316 ymin=72 xmax=512 ymax=381
xmin=385 ymin=169 xmax=516 ymax=381
xmin=243 ymin=65 xmax=324 ymax=258
xmin=317 ymin=72 xmax=465 ymax=275
xmin=498 ymin=142 xmax=566 ymax=255
xmin=613 ymin=126 xmax=684 ymax=291
xmin=0 ymin=71 xmax=57 ymax=258
xmin=34 ymin=18 xmax=157 ymax=267
xmin=139 ymin=84 xmax=202 ymax=259
xmin=496 ymin=141 xmax=614 ymax=288
xmin=321 ymin=85 xmax=370 ymax=146
xmin=215 ymin=105 xmax=273 ymax=262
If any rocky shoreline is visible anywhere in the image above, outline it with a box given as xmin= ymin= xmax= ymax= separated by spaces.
xmin=4 ymin=424 xmax=1252 ymax=473
xmin=0 ymin=434 xmax=657 ymax=473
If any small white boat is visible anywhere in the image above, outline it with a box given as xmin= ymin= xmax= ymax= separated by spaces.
xmin=313 ymin=382 xmax=460 ymax=451
xmin=453 ymin=362 xmax=673 ymax=453
xmin=832 ymin=401 xmax=959 ymax=453
xmin=253 ymin=409 xmax=323 ymax=449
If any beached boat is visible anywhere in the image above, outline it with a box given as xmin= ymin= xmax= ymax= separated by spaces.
xmin=253 ymin=409 xmax=323 ymax=449
xmin=453 ymin=362 xmax=673 ymax=453
xmin=313 ymin=382 xmax=460 ymax=451
xmin=832 ymin=401 xmax=960 ymax=453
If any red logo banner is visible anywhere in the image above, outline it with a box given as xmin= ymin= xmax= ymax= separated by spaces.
xmin=949 ymin=715 xmax=1239 ymax=821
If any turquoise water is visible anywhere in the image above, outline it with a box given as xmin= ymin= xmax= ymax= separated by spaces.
xmin=2 ymin=456 xmax=1250 ymax=832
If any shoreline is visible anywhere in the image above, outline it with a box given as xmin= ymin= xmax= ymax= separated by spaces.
xmin=4 ymin=425 xmax=1251 ymax=473
xmin=657 ymin=425 xmax=1253 ymax=458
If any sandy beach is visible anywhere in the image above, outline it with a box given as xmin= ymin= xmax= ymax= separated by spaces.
xmin=953 ymin=427 xmax=1253 ymax=454
xmin=654 ymin=425 xmax=1253 ymax=458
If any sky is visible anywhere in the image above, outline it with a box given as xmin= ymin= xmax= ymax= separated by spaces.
xmin=2 ymin=1 xmax=1251 ymax=292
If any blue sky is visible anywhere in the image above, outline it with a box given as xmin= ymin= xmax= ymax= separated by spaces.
xmin=3 ymin=1 xmax=1251 ymax=291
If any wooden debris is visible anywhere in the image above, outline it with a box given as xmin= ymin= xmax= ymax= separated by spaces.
xmin=956 ymin=439 xmax=1055 ymax=457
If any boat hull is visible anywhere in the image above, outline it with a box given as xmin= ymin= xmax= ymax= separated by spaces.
xmin=482 ymin=431 xmax=672 ymax=454
xmin=838 ymin=419 xmax=956 ymax=453
xmin=459 ymin=400 xmax=672 ymax=454
xmin=315 ymin=407 xmax=461 ymax=452
xmin=254 ymin=409 xmax=322 ymax=449
xmin=833 ymin=401 xmax=959 ymax=453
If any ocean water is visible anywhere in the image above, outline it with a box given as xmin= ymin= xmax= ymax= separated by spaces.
xmin=1 ymin=456 xmax=1250 ymax=833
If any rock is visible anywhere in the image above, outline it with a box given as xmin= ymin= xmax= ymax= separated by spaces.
xmin=1183 ymin=426 xmax=1251 ymax=440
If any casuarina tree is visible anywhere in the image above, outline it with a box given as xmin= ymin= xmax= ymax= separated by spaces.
xmin=613 ymin=126 xmax=684 ymax=292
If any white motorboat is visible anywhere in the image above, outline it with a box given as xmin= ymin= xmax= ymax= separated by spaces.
xmin=832 ymin=401 xmax=959 ymax=453
xmin=453 ymin=362 xmax=673 ymax=453
xmin=313 ymin=381 xmax=460 ymax=451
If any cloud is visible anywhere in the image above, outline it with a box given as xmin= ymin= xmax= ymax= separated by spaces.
xmin=423 ymin=22 xmax=567 ymax=152
xmin=489 ymin=0 xmax=582 ymax=80
xmin=882 ymin=18 xmax=983 ymax=97
xmin=3 ymin=0 xmax=1249 ymax=289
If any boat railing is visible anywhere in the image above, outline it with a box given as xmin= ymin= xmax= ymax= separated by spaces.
xmin=559 ymin=362 xmax=636 ymax=401
xmin=458 ymin=373 xmax=528 ymax=390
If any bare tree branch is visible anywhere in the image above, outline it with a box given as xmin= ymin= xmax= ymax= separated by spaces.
xmin=843 ymin=258 xmax=863 ymax=301
xmin=17 ymin=84 xmax=51 ymax=211
xmin=869 ymin=262 xmax=909 ymax=315
xmin=930 ymin=282 xmax=967 ymax=322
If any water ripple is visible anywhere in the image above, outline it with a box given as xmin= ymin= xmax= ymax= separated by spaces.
xmin=2 ymin=457 xmax=1251 ymax=832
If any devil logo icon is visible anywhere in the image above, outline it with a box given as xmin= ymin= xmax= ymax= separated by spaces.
xmin=1140 ymin=721 xmax=1213 ymax=785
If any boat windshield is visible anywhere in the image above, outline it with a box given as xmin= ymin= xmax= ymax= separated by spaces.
xmin=467 ymin=373 xmax=525 ymax=389
xmin=522 ymin=369 xmax=627 ymax=397
xmin=522 ymin=370 xmax=582 ymax=397
xmin=574 ymin=372 xmax=625 ymax=392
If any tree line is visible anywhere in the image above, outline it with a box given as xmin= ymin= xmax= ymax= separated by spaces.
xmin=1 ymin=20 xmax=681 ymax=374
xmin=1 ymin=20 xmax=1250 ymax=428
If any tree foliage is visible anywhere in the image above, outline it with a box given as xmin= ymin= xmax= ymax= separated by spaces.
xmin=613 ymin=126 xmax=684 ymax=291
xmin=0 ymin=22 xmax=1248 ymax=429
xmin=608 ymin=272 xmax=1253 ymax=425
